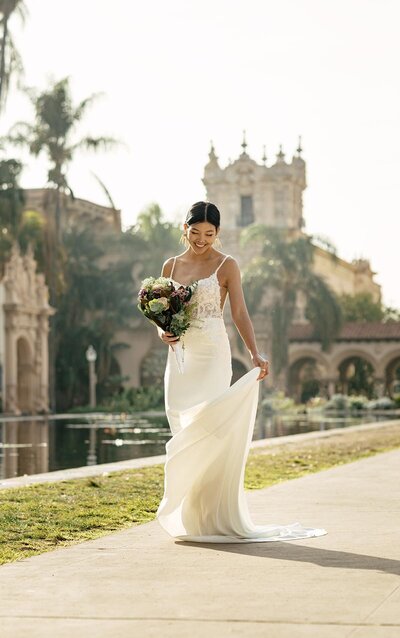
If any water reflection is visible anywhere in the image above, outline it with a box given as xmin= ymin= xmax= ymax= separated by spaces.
xmin=0 ymin=418 xmax=49 ymax=478
xmin=253 ymin=411 xmax=394 ymax=440
xmin=0 ymin=411 xmax=396 ymax=480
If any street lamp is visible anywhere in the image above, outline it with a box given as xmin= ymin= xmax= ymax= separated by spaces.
xmin=85 ymin=345 xmax=97 ymax=408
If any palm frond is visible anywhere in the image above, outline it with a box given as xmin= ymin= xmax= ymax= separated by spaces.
xmin=0 ymin=30 xmax=24 ymax=109
xmin=73 ymin=92 xmax=104 ymax=121
xmin=243 ymin=224 xmax=290 ymax=247
xmin=305 ymin=273 xmax=343 ymax=350
xmin=91 ymin=172 xmax=117 ymax=209
xmin=14 ymin=0 xmax=28 ymax=24
xmin=70 ymin=136 xmax=120 ymax=153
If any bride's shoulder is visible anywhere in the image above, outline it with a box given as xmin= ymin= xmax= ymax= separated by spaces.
xmin=217 ymin=253 xmax=241 ymax=280
xmin=221 ymin=253 xmax=239 ymax=269
xmin=162 ymin=256 xmax=175 ymax=266
xmin=161 ymin=256 xmax=176 ymax=278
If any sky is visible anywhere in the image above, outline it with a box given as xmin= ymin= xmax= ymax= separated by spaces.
xmin=2 ymin=0 xmax=400 ymax=307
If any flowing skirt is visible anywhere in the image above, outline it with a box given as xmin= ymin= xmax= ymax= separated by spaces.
xmin=156 ymin=317 xmax=327 ymax=543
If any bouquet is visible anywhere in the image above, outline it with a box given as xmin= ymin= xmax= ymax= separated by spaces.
xmin=137 ymin=276 xmax=198 ymax=373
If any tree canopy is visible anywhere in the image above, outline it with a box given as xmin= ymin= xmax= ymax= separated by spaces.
xmin=0 ymin=0 xmax=27 ymax=113
xmin=241 ymin=225 xmax=343 ymax=379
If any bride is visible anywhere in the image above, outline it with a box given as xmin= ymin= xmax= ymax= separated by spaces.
xmin=155 ymin=201 xmax=326 ymax=543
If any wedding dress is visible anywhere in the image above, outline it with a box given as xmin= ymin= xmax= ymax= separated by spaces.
xmin=156 ymin=254 xmax=327 ymax=543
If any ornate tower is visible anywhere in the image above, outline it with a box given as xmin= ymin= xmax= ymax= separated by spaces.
xmin=203 ymin=134 xmax=307 ymax=232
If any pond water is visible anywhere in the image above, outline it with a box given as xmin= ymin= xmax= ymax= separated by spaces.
xmin=0 ymin=410 xmax=397 ymax=481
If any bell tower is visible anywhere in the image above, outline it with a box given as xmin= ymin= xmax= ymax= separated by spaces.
xmin=203 ymin=133 xmax=307 ymax=232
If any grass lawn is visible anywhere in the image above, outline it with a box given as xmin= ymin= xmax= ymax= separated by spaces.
xmin=1 ymin=423 xmax=399 ymax=565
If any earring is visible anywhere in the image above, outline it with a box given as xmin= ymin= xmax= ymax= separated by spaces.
xmin=214 ymin=236 xmax=222 ymax=248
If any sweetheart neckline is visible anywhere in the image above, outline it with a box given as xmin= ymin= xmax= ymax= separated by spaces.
xmin=170 ymin=271 xmax=218 ymax=288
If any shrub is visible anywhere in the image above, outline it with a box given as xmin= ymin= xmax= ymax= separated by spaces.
xmin=261 ymin=392 xmax=296 ymax=416
xmin=323 ymin=394 xmax=349 ymax=411
xmin=306 ymin=396 xmax=328 ymax=410
xmin=367 ymin=397 xmax=396 ymax=411
xmin=348 ymin=395 xmax=369 ymax=411
xmin=68 ymin=386 xmax=164 ymax=414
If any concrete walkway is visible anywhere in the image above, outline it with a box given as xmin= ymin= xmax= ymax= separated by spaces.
xmin=1 ymin=449 xmax=399 ymax=637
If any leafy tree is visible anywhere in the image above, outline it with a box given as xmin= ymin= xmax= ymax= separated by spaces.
xmin=55 ymin=228 xmax=136 ymax=410
xmin=241 ymin=226 xmax=343 ymax=383
xmin=0 ymin=156 xmax=46 ymax=276
xmin=383 ymin=306 xmax=400 ymax=322
xmin=339 ymin=292 xmax=400 ymax=323
xmin=127 ymin=202 xmax=180 ymax=279
xmin=0 ymin=157 xmax=23 ymax=269
xmin=55 ymin=209 xmax=179 ymax=408
xmin=339 ymin=292 xmax=384 ymax=322
xmin=339 ymin=358 xmax=375 ymax=398
xmin=126 ymin=203 xmax=181 ymax=326
xmin=0 ymin=0 xmax=26 ymax=112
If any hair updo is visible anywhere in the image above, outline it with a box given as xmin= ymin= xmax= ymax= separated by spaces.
xmin=185 ymin=201 xmax=220 ymax=230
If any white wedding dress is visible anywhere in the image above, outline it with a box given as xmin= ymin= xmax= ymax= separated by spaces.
xmin=156 ymin=254 xmax=327 ymax=543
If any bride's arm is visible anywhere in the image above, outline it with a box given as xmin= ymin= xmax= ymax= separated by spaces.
xmin=225 ymin=258 xmax=269 ymax=379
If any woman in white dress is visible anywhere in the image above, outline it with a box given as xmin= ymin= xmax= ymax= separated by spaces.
xmin=155 ymin=201 xmax=326 ymax=543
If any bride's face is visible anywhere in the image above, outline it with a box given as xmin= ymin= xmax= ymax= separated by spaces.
xmin=184 ymin=221 xmax=219 ymax=253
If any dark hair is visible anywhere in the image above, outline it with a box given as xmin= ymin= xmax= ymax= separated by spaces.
xmin=185 ymin=201 xmax=220 ymax=230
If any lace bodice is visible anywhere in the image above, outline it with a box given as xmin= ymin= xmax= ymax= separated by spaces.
xmin=170 ymin=254 xmax=230 ymax=320
xmin=172 ymin=272 xmax=222 ymax=319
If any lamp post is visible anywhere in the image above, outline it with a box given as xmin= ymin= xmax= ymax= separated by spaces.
xmin=85 ymin=345 xmax=97 ymax=408
xmin=85 ymin=345 xmax=97 ymax=466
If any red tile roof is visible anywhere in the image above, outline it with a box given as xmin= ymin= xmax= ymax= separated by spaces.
xmin=289 ymin=321 xmax=400 ymax=342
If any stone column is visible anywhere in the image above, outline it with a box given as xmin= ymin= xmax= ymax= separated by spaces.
xmin=374 ymin=378 xmax=385 ymax=398
xmin=327 ymin=379 xmax=336 ymax=398
xmin=35 ymin=313 xmax=51 ymax=413
xmin=5 ymin=327 xmax=19 ymax=414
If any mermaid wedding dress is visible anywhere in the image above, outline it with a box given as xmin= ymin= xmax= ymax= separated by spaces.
xmin=156 ymin=254 xmax=327 ymax=543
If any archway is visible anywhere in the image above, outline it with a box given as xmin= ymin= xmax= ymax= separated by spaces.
xmin=337 ymin=356 xmax=375 ymax=398
xmin=17 ymin=337 xmax=34 ymax=413
xmin=289 ymin=357 xmax=324 ymax=403
xmin=385 ymin=356 xmax=400 ymax=398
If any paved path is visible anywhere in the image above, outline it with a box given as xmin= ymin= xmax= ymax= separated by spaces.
xmin=1 ymin=449 xmax=399 ymax=637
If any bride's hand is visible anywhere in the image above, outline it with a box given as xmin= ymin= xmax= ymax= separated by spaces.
xmin=158 ymin=329 xmax=180 ymax=346
xmin=251 ymin=352 xmax=269 ymax=381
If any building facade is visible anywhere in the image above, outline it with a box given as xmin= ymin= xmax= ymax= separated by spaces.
xmin=0 ymin=244 xmax=54 ymax=414
xmin=120 ymin=138 xmax=398 ymax=398
xmin=202 ymin=136 xmax=380 ymax=302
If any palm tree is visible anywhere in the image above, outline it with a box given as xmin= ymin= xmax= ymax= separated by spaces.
xmin=127 ymin=202 xmax=181 ymax=279
xmin=0 ymin=0 xmax=26 ymax=113
xmin=241 ymin=225 xmax=343 ymax=387
xmin=5 ymin=76 xmax=118 ymax=410
xmin=7 ymin=76 xmax=118 ymax=241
